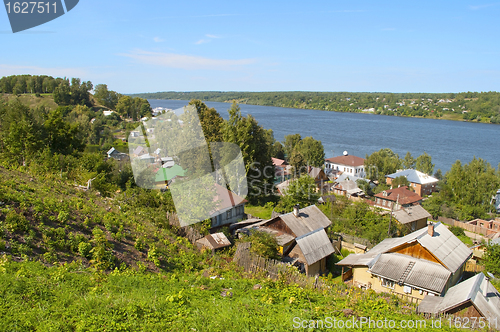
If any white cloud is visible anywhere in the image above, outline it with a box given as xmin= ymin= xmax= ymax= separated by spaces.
xmin=0 ymin=64 xmax=87 ymax=78
xmin=205 ymin=34 xmax=222 ymax=39
xmin=195 ymin=39 xmax=211 ymax=45
xmin=153 ymin=37 xmax=165 ymax=43
xmin=119 ymin=49 xmax=257 ymax=70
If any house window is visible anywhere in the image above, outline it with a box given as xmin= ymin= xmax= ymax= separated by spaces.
xmin=381 ymin=278 xmax=395 ymax=289
xmin=226 ymin=209 xmax=232 ymax=219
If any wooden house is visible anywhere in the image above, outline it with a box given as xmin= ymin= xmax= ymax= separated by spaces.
xmin=236 ymin=205 xmax=335 ymax=276
xmin=392 ymin=205 xmax=432 ymax=233
xmin=418 ymin=273 xmax=500 ymax=321
xmin=337 ymin=222 xmax=472 ymax=301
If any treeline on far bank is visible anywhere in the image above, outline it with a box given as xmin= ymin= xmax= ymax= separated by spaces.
xmin=132 ymin=90 xmax=500 ymax=124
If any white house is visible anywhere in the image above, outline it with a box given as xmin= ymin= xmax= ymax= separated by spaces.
xmin=325 ymin=151 xmax=366 ymax=178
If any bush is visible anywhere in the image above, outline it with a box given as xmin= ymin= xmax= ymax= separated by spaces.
xmin=449 ymin=226 xmax=465 ymax=237
xmin=244 ymin=230 xmax=279 ymax=260
xmin=78 ymin=242 xmax=92 ymax=259
xmin=5 ymin=210 xmax=29 ymax=233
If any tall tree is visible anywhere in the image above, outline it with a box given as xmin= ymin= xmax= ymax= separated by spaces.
xmin=364 ymin=148 xmax=402 ymax=183
xmin=222 ymin=102 xmax=273 ymax=204
xmin=416 ymin=152 xmax=434 ymax=175
xmin=282 ymin=134 xmax=301 ymax=159
xmin=402 ymin=151 xmax=416 ymax=169
xmin=297 ymin=136 xmax=325 ymax=167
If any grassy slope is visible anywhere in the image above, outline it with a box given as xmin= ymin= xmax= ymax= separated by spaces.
xmin=0 ymin=165 xmax=202 ymax=272
xmin=1 ymin=93 xmax=59 ymax=111
xmin=0 ymin=258 xmax=458 ymax=332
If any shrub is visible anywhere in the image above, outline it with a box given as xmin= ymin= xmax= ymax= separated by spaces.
xmin=78 ymin=242 xmax=92 ymax=259
xmin=5 ymin=210 xmax=29 ymax=233
xmin=449 ymin=226 xmax=465 ymax=237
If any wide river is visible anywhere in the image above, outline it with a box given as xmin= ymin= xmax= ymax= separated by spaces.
xmin=148 ymin=99 xmax=500 ymax=173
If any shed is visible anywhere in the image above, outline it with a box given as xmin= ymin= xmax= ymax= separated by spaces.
xmin=195 ymin=232 xmax=232 ymax=251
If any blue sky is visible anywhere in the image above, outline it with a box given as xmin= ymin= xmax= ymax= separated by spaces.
xmin=1 ymin=0 xmax=499 ymax=94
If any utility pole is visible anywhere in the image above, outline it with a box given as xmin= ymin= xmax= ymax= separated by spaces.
xmin=388 ymin=194 xmax=399 ymax=236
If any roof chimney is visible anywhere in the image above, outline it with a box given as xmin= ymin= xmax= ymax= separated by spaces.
xmin=484 ymin=276 xmax=489 ymax=296
xmin=428 ymin=222 xmax=434 ymax=237
xmin=293 ymin=204 xmax=300 ymax=217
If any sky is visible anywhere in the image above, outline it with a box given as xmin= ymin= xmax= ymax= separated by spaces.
xmin=1 ymin=0 xmax=500 ymax=94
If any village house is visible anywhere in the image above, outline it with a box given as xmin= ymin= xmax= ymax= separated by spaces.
xmin=236 ymin=205 xmax=335 ymax=277
xmin=210 ymin=183 xmax=247 ymax=229
xmin=307 ymin=166 xmax=329 ymax=190
xmin=272 ymin=157 xmax=291 ymax=182
xmin=106 ymin=147 xmax=129 ymax=161
xmin=324 ymin=152 xmax=366 ymax=178
xmin=332 ymin=179 xmax=364 ymax=200
xmin=386 ymin=169 xmax=439 ymax=196
xmin=373 ymin=186 xmax=423 ymax=210
xmin=337 ymin=222 xmax=472 ymax=301
xmin=392 ymin=205 xmax=432 ymax=233
xmin=417 ymin=272 xmax=500 ymax=322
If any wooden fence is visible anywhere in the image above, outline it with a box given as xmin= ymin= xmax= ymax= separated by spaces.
xmin=233 ymin=242 xmax=329 ymax=289
xmin=465 ymin=261 xmax=485 ymax=273
xmin=337 ymin=233 xmax=374 ymax=250
xmin=437 ymin=217 xmax=499 ymax=237
xmin=167 ymin=211 xmax=204 ymax=244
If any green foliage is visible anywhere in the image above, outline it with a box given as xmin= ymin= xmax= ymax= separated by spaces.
xmin=365 ymin=148 xmax=402 ymax=183
xmin=427 ymin=158 xmax=500 ymax=220
xmin=415 ymin=152 xmax=434 ymax=175
xmin=4 ymin=210 xmax=29 ymax=233
xmin=484 ymin=244 xmax=500 ymax=277
xmin=402 ymin=152 xmax=416 ymax=169
xmin=93 ymin=84 xmax=121 ymax=109
xmin=297 ymin=136 xmax=325 ymax=167
xmin=277 ymin=174 xmax=319 ymax=212
xmin=391 ymin=175 xmax=410 ymax=189
xmin=223 ymin=102 xmax=274 ymax=204
xmin=244 ymin=230 xmax=279 ymax=260
xmin=319 ymin=196 xmax=393 ymax=244
xmin=0 ymin=259 xmax=444 ymax=332
xmin=78 ymin=241 xmax=92 ymax=259
xmin=449 ymin=226 xmax=466 ymax=237
xmin=131 ymin=90 xmax=500 ymax=124
xmin=90 ymin=227 xmax=114 ymax=271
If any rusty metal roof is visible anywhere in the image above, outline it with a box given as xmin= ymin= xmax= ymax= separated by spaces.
xmin=369 ymin=253 xmax=451 ymax=295
xmin=418 ymin=272 xmax=500 ymax=321
xmin=279 ymin=205 xmax=331 ymax=237
xmin=296 ymin=229 xmax=335 ymax=265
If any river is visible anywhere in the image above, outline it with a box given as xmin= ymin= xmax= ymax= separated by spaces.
xmin=147 ymin=99 xmax=500 ymax=173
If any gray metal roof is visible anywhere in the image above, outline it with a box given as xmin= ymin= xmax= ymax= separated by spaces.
xmin=279 ymin=205 xmax=332 ymax=237
xmin=392 ymin=205 xmax=432 ymax=225
xmin=417 ymin=223 xmax=472 ymax=273
xmin=418 ymin=272 xmax=500 ymax=321
xmin=369 ymin=253 xmax=451 ymax=294
xmin=386 ymin=169 xmax=439 ymax=185
xmin=296 ymin=228 xmax=335 ymax=265
xmin=336 ymin=223 xmax=471 ymax=274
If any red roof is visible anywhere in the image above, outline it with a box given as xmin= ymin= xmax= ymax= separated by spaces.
xmin=325 ymin=155 xmax=365 ymax=167
xmin=272 ymin=158 xmax=287 ymax=166
xmin=374 ymin=186 xmax=422 ymax=205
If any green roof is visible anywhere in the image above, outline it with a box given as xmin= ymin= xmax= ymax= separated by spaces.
xmin=155 ymin=164 xmax=186 ymax=182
